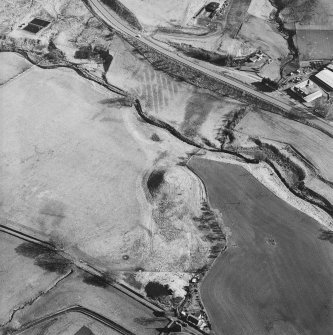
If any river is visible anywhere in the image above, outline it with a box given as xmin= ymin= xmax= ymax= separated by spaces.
xmin=188 ymin=157 xmax=333 ymax=335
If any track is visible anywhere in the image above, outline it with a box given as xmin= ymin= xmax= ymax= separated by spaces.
xmin=11 ymin=305 xmax=135 ymax=335
xmin=86 ymin=0 xmax=295 ymax=113
xmin=0 ymin=224 xmax=55 ymax=249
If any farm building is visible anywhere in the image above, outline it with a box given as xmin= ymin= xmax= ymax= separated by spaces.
xmin=293 ymin=80 xmax=322 ymax=102
xmin=315 ymin=69 xmax=333 ymax=91
xmin=326 ymin=64 xmax=333 ymax=72
xmin=22 ymin=18 xmax=50 ymax=34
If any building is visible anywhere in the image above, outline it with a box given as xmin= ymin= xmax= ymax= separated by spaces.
xmin=249 ymin=54 xmax=264 ymax=63
xmin=326 ymin=63 xmax=333 ymax=72
xmin=314 ymin=69 xmax=333 ymax=91
xmin=293 ymin=80 xmax=322 ymax=102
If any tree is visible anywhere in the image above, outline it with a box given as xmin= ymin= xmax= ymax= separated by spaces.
xmin=313 ymin=98 xmax=333 ymax=119
xmin=262 ymin=77 xmax=279 ymax=91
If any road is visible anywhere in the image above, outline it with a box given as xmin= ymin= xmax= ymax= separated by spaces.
xmin=87 ymin=0 xmax=294 ymax=113
xmin=0 ymin=224 xmax=56 ymax=249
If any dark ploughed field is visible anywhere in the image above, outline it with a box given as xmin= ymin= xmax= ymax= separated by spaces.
xmin=296 ymin=29 xmax=333 ymax=61
xmin=189 ymin=158 xmax=333 ymax=335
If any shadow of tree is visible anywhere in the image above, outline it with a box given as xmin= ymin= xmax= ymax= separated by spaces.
xmin=15 ymin=242 xmax=71 ymax=274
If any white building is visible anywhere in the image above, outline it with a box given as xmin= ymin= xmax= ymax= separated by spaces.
xmin=315 ymin=69 xmax=333 ymax=91
xmin=293 ymin=80 xmax=322 ymax=102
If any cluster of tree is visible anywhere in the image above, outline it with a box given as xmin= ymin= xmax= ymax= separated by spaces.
xmin=99 ymin=0 xmax=142 ymax=30
xmin=74 ymin=45 xmax=113 ymax=71
xmin=261 ymin=77 xmax=279 ymax=91
xmin=313 ymin=98 xmax=333 ymax=119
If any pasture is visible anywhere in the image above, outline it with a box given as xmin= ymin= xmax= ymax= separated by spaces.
xmin=10 ymin=270 xmax=168 ymax=334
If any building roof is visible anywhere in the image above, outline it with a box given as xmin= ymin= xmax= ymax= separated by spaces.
xmin=294 ymin=80 xmax=319 ymax=95
xmin=293 ymin=80 xmax=322 ymax=102
xmin=303 ymin=90 xmax=322 ymax=102
xmin=315 ymin=69 xmax=333 ymax=90
xmin=326 ymin=64 xmax=333 ymax=72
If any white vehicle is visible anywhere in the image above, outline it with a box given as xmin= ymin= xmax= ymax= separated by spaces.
xmin=135 ymin=34 xmax=141 ymax=38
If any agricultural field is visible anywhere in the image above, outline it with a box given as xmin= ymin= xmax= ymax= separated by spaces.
xmin=0 ymin=234 xmax=64 ymax=327
xmin=276 ymin=0 xmax=333 ymax=26
xmin=247 ymin=0 xmax=274 ymax=20
xmin=190 ymin=157 xmax=333 ymax=335
xmin=0 ymin=52 xmax=32 ymax=84
xmin=17 ymin=314 xmax=121 ymax=335
xmin=296 ymin=27 xmax=333 ymax=61
xmin=9 ymin=269 xmax=168 ymax=334
xmin=275 ymin=0 xmax=333 ymax=61
xmin=118 ymin=0 xmax=206 ymax=29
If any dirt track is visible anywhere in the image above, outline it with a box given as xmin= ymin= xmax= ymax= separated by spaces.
xmin=189 ymin=157 xmax=333 ymax=335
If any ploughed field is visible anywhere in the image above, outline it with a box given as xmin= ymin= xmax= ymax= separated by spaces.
xmin=189 ymin=158 xmax=333 ymax=335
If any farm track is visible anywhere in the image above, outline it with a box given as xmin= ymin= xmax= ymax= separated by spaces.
xmin=10 ymin=305 xmax=135 ymax=335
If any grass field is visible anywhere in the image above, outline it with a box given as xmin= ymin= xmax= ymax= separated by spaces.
xmin=0 ymin=52 xmax=32 ymax=84
xmin=247 ymin=0 xmax=274 ymax=20
xmin=9 ymin=270 xmax=168 ymax=334
xmin=0 ymin=234 xmax=63 ymax=326
xmin=224 ymin=0 xmax=252 ymax=37
xmin=277 ymin=0 xmax=333 ymax=26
